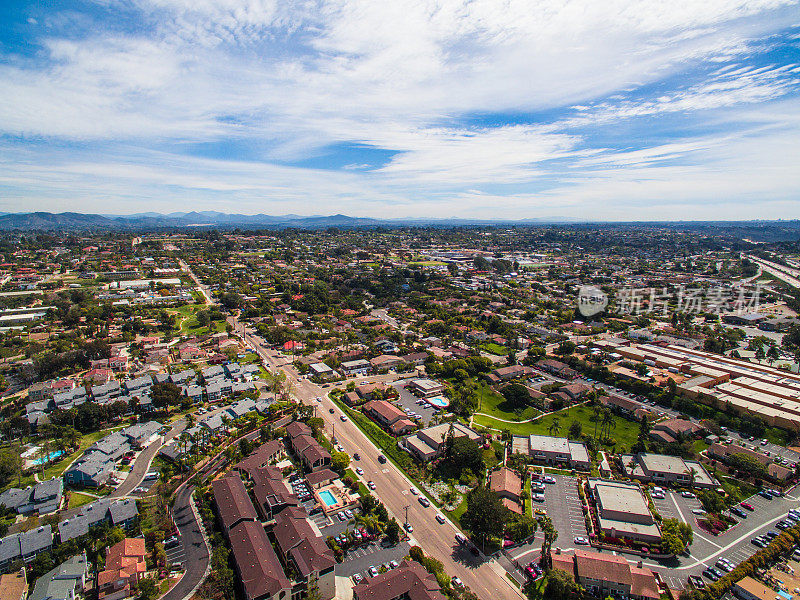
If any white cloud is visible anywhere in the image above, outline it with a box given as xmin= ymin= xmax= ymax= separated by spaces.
xmin=0 ymin=0 xmax=798 ymax=217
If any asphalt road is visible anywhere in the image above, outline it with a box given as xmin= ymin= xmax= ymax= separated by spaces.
xmin=160 ymin=483 xmax=209 ymax=600
xmin=111 ymin=419 xmax=186 ymax=499
xmin=238 ymin=322 xmax=525 ymax=600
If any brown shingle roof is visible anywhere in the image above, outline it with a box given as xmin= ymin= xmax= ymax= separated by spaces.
xmin=211 ymin=474 xmax=258 ymax=532
xmin=575 ymin=549 xmax=632 ymax=586
xmin=228 ymin=521 xmax=291 ymax=600
xmin=352 ymin=560 xmax=446 ymax=600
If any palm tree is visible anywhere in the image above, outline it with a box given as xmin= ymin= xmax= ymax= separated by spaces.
xmin=684 ymin=467 xmax=697 ymax=489
xmin=592 ymin=404 xmax=602 ymax=443
xmin=600 ymin=409 xmax=614 ymax=441
xmin=548 ymin=418 xmax=561 ymax=437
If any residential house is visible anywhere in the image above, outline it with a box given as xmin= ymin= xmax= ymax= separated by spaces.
xmin=97 ymin=538 xmax=147 ymax=600
xmin=363 ymin=400 xmax=416 ymax=436
xmin=29 ymin=552 xmax=88 ymax=600
xmin=490 ymin=467 xmax=523 ymax=514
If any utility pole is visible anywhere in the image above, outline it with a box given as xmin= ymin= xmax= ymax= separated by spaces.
xmin=404 ymin=505 xmax=409 ymax=525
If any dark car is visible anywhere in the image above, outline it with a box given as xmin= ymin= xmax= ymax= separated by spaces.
xmin=689 ymin=575 xmax=705 ymax=589
xmin=353 ymin=453 xmax=360 ymax=461
xmin=730 ymin=507 xmax=747 ymax=518
xmin=759 ymin=490 xmax=773 ymax=499
xmin=702 ymin=569 xmax=718 ymax=581
xmin=329 ymin=408 xmax=335 ymax=414
xmin=377 ymin=454 xmax=387 ymax=464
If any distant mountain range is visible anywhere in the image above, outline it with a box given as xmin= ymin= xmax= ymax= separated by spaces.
xmin=0 ymin=211 xmax=586 ymax=231
xmin=0 ymin=212 xmax=797 ymax=237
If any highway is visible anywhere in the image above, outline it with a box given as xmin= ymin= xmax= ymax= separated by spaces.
xmin=747 ymin=255 xmax=800 ymax=289
xmin=236 ymin=321 xmax=525 ymax=600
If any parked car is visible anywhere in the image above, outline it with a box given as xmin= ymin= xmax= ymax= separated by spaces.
xmin=352 ymin=574 xmax=363 ymax=584
xmin=741 ymin=502 xmax=754 ymax=510
xmin=730 ymin=507 xmax=747 ymax=518
xmin=435 ymin=514 xmax=446 ymax=524
xmin=419 ymin=497 xmax=430 ymax=507
xmin=368 ymin=566 xmax=378 ymax=578
xmin=452 ymin=577 xmax=463 ymax=587
xmin=759 ymin=490 xmax=773 ymax=499
xmin=574 ymin=537 xmax=588 ymax=545
xmin=367 ymin=481 xmax=376 ymax=490
xmin=689 ymin=575 xmax=705 ymax=589
xmin=404 ymin=522 xmax=413 ymax=532
xmin=681 ymin=491 xmax=695 ymax=498
xmin=377 ymin=454 xmax=387 ymax=463
xmin=355 ymin=467 xmax=364 ymax=475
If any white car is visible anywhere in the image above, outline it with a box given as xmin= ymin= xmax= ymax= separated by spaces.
xmin=367 ymin=481 xmax=376 ymax=490
xmin=356 ymin=467 xmax=364 ymax=475
xmin=368 ymin=566 xmax=378 ymax=577
xmin=435 ymin=514 xmax=446 ymax=524
xmin=452 ymin=577 xmax=463 ymax=587
xmin=409 ymin=488 xmax=419 ymax=496
xmin=404 ymin=522 xmax=413 ymax=532
xmin=574 ymin=536 xmax=588 ymax=545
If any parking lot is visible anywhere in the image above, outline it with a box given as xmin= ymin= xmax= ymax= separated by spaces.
xmin=335 ymin=540 xmax=412 ymax=579
xmin=165 ymin=534 xmax=185 ymax=568
xmin=508 ymin=474 xmax=588 ymax=568
xmin=644 ymin=486 xmax=800 ymax=590
xmin=541 ymin=474 xmax=588 ymax=545
xmin=390 ymin=379 xmax=439 ymax=426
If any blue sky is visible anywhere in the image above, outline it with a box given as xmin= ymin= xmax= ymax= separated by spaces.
xmin=0 ymin=0 xmax=799 ymax=220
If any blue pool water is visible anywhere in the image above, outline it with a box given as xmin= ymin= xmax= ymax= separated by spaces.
xmin=319 ymin=490 xmax=338 ymax=507
xmin=30 ymin=451 xmax=64 ymax=466
xmin=426 ymin=396 xmax=450 ymax=408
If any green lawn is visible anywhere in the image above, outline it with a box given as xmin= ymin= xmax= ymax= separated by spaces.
xmin=480 ymin=342 xmax=510 ymax=356
xmin=345 ymin=469 xmax=370 ymax=497
xmin=477 ymin=404 xmax=640 ymax=452
xmin=474 ymin=381 xmax=541 ymax=421
xmin=68 ymin=491 xmax=96 ymax=509
xmin=445 ymin=494 xmax=468 ymax=524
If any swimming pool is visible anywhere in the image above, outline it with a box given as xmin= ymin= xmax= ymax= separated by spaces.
xmin=425 ymin=396 xmax=450 ymax=409
xmin=319 ymin=490 xmax=338 ymax=507
xmin=30 ymin=451 xmax=64 ymax=466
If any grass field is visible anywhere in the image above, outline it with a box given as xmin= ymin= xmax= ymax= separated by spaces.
xmin=480 ymin=342 xmax=510 ymax=356
xmin=68 ymin=491 xmax=96 ymax=509
xmin=475 ymin=404 xmax=640 ymax=451
xmin=473 ymin=380 xmax=541 ymax=421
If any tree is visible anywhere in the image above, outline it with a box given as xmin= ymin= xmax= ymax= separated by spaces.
xmin=443 ymin=435 xmax=484 ymax=477
xmin=501 ymin=382 xmax=530 ymax=412
xmin=767 ymin=345 xmax=780 ymax=365
xmin=385 ymin=518 xmax=401 ymax=544
xmin=555 ymin=341 xmax=576 ymax=356
xmin=568 ymin=420 xmax=582 ymax=439
xmin=137 ymin=578 xmax=159 ymax=600
xmin=728 ymin=452 xmax=767 ymax=479
xmin=545 ymin=568 xmax=582 ymax=600
xmin=460 ymin=486 xmax=508 ymax=549
xmin=539 ymin=515 xmax=558 ymax=570
xmin=506 ymin=515 xmax=537 ymax=542
xmin=151 ymin=382 xmax=182 ymax=408
xmin=548 ymin=418 xmax=561 ymax=437
xmin=0 ymin=447 xmax=22 ymax=488
xmin=359 ymin=494 xmax=378 ymax=514
xmin=331 ymin=450 xmax=351 ymax=474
